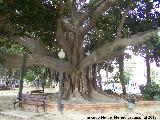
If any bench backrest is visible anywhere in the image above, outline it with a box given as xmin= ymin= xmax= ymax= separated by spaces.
xmin=21 ymin=94 xmax=46 ymax=102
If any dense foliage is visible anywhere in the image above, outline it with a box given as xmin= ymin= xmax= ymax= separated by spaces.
xmin=132 ymin=33 xmax=160 ymax=66
xmin=139 ymin=82 xmax=160 ymax=101
xmin=0 ymin=0 xmax=160 ymax=56
xmin=85 ymin=0 xmax=160 ymax=54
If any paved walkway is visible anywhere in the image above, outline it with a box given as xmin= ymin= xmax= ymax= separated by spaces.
xmin=0 ymin=110 xmax=86 ymax=120
xmin=1 ymin=110 xmax=38 ymax=119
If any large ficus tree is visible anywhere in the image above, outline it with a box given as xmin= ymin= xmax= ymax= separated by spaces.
xmin=0 ymin=0 xmax=160 ymax=100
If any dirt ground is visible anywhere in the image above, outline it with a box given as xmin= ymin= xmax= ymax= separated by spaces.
xmin=0 ymin=86 xmax=160 ymax=120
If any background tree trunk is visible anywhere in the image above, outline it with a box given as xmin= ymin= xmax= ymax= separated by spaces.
xmin=146 ymin=46 xmax=151 ymax=84
xmin=18 ymin=54 xmax=27 ymax=100
xmin=118 ymin=51 xmax=126 ymax=95
xmin=92 ymin=63 xmax=98 ymax=89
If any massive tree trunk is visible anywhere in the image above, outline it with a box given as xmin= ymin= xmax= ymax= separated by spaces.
xmin=62 ymin=74 xmax=71 ymax=100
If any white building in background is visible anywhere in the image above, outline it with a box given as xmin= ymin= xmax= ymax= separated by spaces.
xmin=100 ymin=48 xmax=160 ymax=94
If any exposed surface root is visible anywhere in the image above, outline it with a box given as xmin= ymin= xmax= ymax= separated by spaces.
xmin=67 ymin=89 xmax=126 ymax=104
xmin=90 ymin=90 xmax=126 ymax=103
xmin=68 ymin=88 xmax=90 ymax=104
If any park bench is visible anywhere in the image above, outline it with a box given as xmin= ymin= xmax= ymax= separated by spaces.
xmin=13 ymin=94 xmax=46 ymax=112
xmin=31 ymin=85 xmax=44 ymax=94
xmin=31 ymin=89 xmax=44 ymax=94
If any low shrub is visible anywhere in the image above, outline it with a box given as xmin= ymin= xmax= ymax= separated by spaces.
xmin=139 ymin=82 xmax=160 ymax=101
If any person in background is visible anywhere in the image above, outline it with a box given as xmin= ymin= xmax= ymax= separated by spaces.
xmin=33 ymin=76 xmax=39 ymax=89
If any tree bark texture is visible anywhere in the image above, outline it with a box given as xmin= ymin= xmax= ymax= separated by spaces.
xmin=146 ymin=46 xmax=151 ymax=84
xmin=118 ymin=51 xmax=126 ymax=95
xmin=18 ymin=54 xmax=27 ymax=100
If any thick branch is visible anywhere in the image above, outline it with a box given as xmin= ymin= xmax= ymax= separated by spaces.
xmin=116 ymin=6 xmax=130 ymax=40
xmin=94 ymin=0 xmax=116 ymax=14
xmin=29 ymin=54 xmax=70 ymax=73
xmin=80 ymin=0 xmax=116 ymax=36
xmin=80 ymin=19 xmax=96 ymax=36
xmin=0 ymin=52 xmax=71 ymax=73
xmin=11 ymin=36 xmax=46 ymax=54
xmin=79 ymin=29 xmax=158 ymax=72
xmin=111 ymin=29 xmax=158 ymax=49
xmin=63 ymin=18 xmax=73 ymax=32
xmin=56 ymin=18 xmax=72 ymax=59
xmin=78 ymin=0 xmax=114 ymax=25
